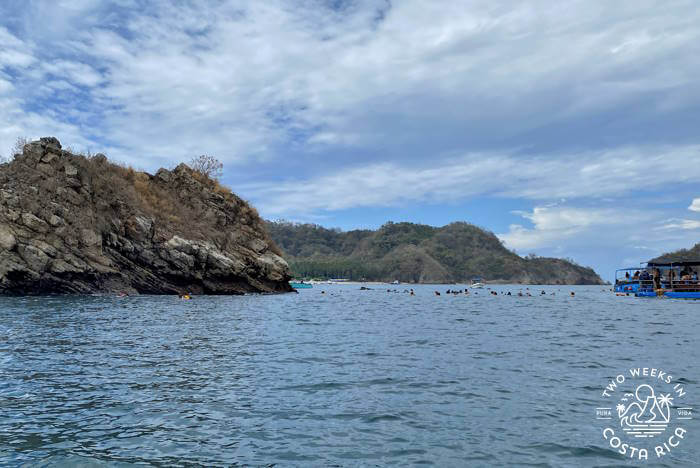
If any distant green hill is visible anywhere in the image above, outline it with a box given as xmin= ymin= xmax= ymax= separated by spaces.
xmin=649 ymin=242 xmax=700 ymax=263
xmin=265 ymin=220 xmax=604 ymax=284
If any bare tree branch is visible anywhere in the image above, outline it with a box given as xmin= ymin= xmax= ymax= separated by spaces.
xmin=189 ymin=154 xmax=223 ymax=180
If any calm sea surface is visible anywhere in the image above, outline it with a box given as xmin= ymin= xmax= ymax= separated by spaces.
xmin=1 ymin=285 xmax=698 ymax=467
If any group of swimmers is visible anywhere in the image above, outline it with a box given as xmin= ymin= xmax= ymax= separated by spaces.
xmin=349 ymin=286 xmax=578 ymax=297
xmin=432 ymin=288 xmax=574 ymax=297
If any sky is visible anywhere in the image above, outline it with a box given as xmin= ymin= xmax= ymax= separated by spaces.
xmin=1 ymin=0 xmax=699 ymax=281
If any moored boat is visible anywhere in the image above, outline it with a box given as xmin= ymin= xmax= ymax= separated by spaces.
xmin=614 ymin=261 xmax=700 ymax=299
xmin=470 ymin=277 xmax=485 ymax=289
xmin=290 ymin=281 xmax=313 ymax=289
xmin=614 ymin=268 xmax=644 ymax=294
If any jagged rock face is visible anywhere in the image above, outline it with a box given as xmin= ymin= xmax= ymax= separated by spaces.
xmin=0 ymin=137 xmax=292 ymax=295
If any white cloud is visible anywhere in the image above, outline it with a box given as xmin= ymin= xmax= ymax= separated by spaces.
xmin=497 ymin=205 xmax=651 ymax=250
xmin=0 ymin=26 xmax=27 ymax=49
xmin=0 ymin=78 xmax=12 ymax=94
xmin=3 ymin=1 xmax=700 ymax=168
xmin=0 ymin=25 xmax=99 ymax=159
xmin=496 ymin=205 xmax=699 ymax=258
xmin=0 ymin=48 xmax=35 ymax=68
xmin=689 ymin=198 xmax=700 ymax=212
xmin=43 ymin=60 xmax=103 ymax=88
xmin=241 ymin=144 xmax=700 ymax=216
xmin=656 ymin=219 xmax=700 ymax=231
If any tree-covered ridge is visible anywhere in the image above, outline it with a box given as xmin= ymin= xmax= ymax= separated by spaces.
xmin=265 ymin=220 xmax=604 ymax=284
xmin=650 ymin=242 xmax=700 ymax=263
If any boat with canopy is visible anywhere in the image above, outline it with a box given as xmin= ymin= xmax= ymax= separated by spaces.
xmin=614 ymin=261 xmax=700 ymax=299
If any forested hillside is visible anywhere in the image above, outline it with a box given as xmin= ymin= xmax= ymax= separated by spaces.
xmin=650 ymin=242 xmax=700 ymax=263
xmin=265 ymin=221 xmax=604 ymax=284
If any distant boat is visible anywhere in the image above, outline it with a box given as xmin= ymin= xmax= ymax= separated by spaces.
xmin=290 ymin=281 xmax=313 ymax=289
xmin=391 ymin=280 xmax=400 ymax=285
xmin=470 ymin=277 xmax=485 ymax=289
xmin=614 ymin=261 xmax=700 ymax=299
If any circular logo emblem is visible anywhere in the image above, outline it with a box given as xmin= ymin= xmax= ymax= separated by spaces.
xmin=596 ymin=367 xmax=693 ymax=461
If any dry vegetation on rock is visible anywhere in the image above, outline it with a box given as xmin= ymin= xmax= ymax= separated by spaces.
xmin=0 ymin=137 xmax=290 ymax=295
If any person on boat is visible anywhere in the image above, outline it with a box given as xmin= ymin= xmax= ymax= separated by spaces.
xmin=652 ymin=268 xmax=661 ymax=290
xmin=625 ymin=271 xmax=630 ymax=280
xmin=633 ymin=270 xmax=640 ymax=280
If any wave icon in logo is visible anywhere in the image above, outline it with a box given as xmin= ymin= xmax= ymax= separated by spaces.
xmin=617 ymin=384 xmax=673 ymax=438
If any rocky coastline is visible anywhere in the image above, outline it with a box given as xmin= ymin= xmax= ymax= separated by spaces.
xmin=0 ymin=137 xmax=292 ymax=295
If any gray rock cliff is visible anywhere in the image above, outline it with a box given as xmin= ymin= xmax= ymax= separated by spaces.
xmin=0 ymin=137 xmax=292 ymax=295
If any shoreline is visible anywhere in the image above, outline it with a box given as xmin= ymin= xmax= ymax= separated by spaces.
xmin=293 ymin=280 xmax=610 ymax=286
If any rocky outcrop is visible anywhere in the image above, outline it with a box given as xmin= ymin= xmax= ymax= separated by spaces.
xmin=0 ymin=137 xmax=292 ymax=295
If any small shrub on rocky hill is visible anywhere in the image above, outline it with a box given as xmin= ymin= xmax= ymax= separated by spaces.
xmin=0 ymin=137 xmax=291 ymax=294
xmin=12 ymin=137 xmax=28 ymax=157
xmin=190 ymin=154 xmax=223 ymax=180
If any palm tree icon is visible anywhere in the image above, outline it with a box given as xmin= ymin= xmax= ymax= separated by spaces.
xmin=658 ymin=393 xmax=673 ymax=407
xmin=654 ymin=393 xmax=673 ymax=423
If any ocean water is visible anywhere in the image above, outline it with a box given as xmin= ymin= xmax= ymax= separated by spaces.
xmin=1 ymin=284 xmax=698 ymax=467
